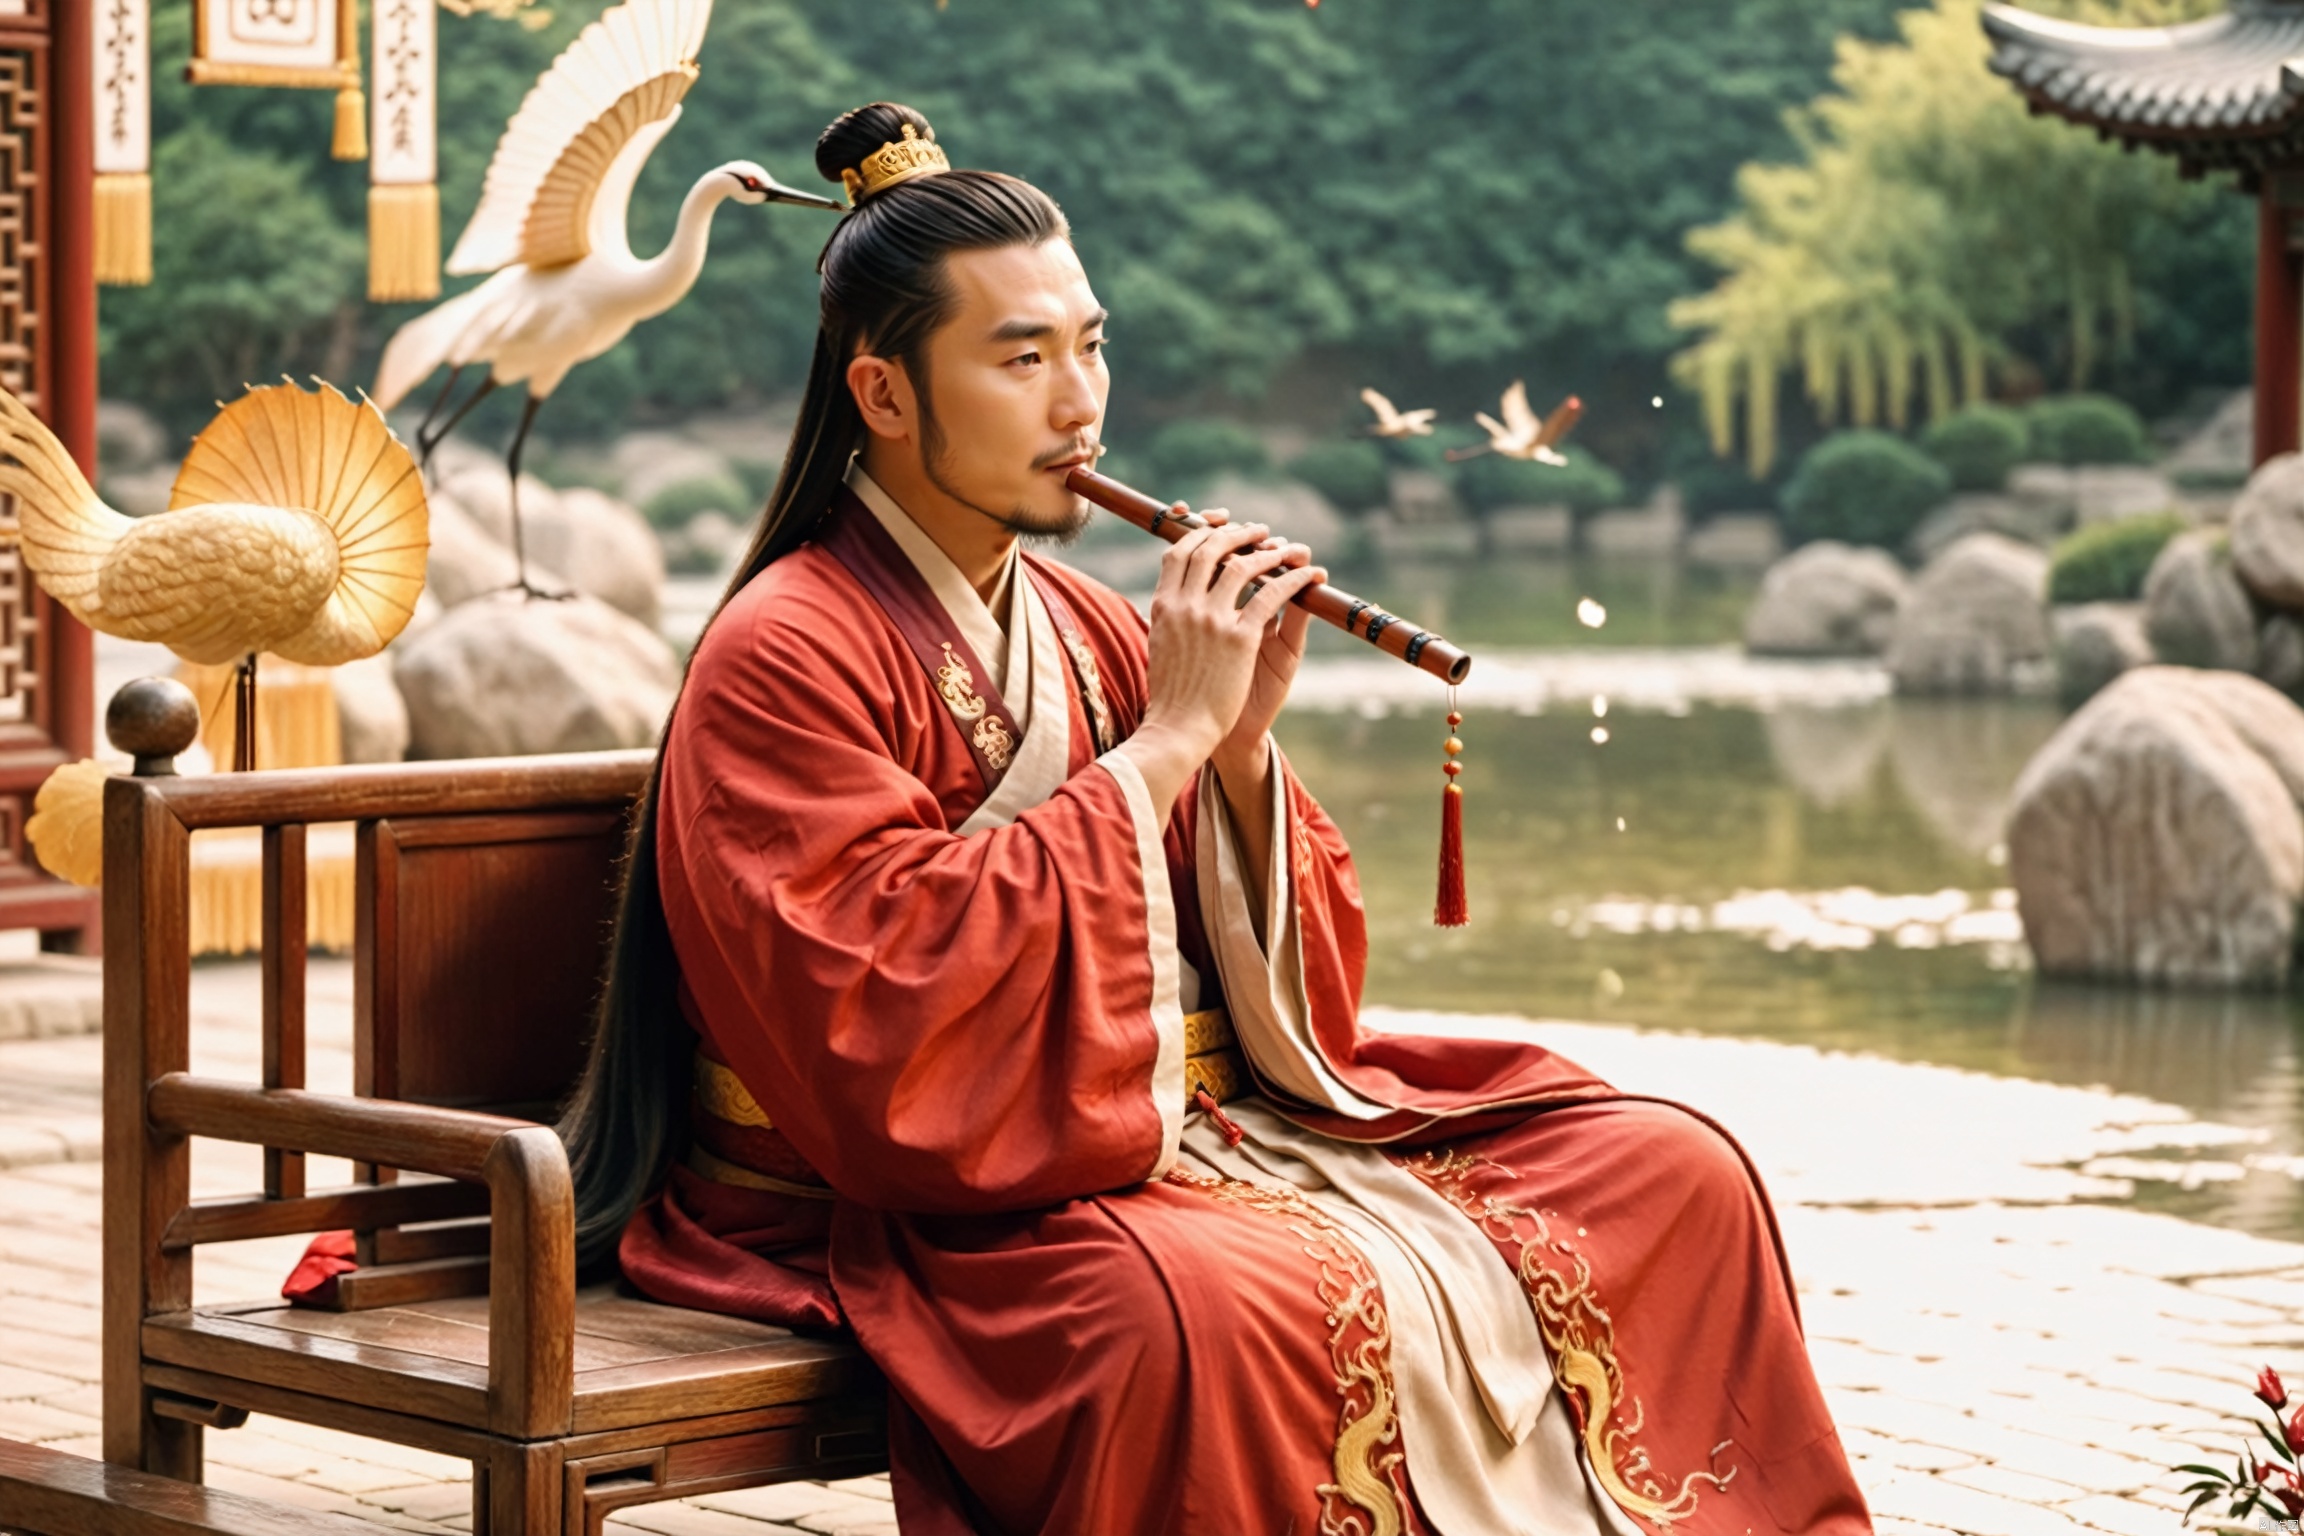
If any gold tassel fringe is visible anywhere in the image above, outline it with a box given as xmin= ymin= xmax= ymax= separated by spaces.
xmin=333 ymin=84 xmax=368 ymax=160
xmin=94 ymin=173 xmax=152 ymax=287
xmin=368 ymin=183 xmax=441 ymax=302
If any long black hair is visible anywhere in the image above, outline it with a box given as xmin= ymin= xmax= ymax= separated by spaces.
xmin=557 ymin=104 xmax=1071 ymax=1270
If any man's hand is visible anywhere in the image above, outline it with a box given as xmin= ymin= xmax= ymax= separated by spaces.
xmin=1115 ymin=510 xmax=1325 ymax=820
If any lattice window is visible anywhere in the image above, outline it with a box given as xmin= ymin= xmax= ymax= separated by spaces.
xmin=0 ymin=48 xmax=39 ymax=731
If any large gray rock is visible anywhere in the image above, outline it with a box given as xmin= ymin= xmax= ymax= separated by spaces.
xmin=525 ymin=487 xmax=665 ymax=630
xmin=96 ymin=398 xmax=169 ymax=472
xmin=1905 ymin=493 xmax=2062 ymax=565
xmin=2263 ymin=612 xmax=2304 ymax=698
xmin=427 ymin=474 xmax=665 ymax=628
xmin=2232 ymin=451 xmax=2304 ymax=610
xmin=394 ymin=593 xmax=678 ymax=759
xmin=610 ymin=431 xmax=737 ymax=510
xmin=424 ymin=493 xmax=523 ymax=609
xmin=1743 ymin=541 xmax=1909 ymax=657
xmin=435 ymin=466 xmax=557 ymax=550
xmin=2053 ymin=601 xmax=2151 ymax=704
xmin=2008 ymin=666 xmax=2304 ymax=987
xmin=332 ymin=654 xmax=408 ymax=764
xmin=2144 ymin=529 xmax=2260 ymax=672
xmin=1884 ymin=533 xmax=2051 ymax=694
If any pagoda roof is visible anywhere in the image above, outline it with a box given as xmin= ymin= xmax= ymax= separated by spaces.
xmin=1983 ymin=1 xmax=2304 ymax=177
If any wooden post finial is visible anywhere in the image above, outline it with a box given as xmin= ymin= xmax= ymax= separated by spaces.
xmin=106 ymin=678 xmax=200 ymax=778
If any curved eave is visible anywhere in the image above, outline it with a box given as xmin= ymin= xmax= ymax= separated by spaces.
xmin=1983 ymin=1 xmax=2304 ymax=174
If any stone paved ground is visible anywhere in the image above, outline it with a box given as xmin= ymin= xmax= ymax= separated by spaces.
xmin=0 ymin=960 xmax=2286 ymax=1533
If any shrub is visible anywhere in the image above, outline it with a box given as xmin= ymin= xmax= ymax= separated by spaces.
xmin=2026 ymin=394 xmax=2148 ymax=466
xmin=1451 ymin=451 xmax=1626 ymax=516
xmin=1145 ymin=419 xmax=1268 ymax=488
xmin=1921 ymin=404 xmax=2029 ymax=491
xmin=2047 ymin=511 xmax=2187 ymax=604
xmin=1674 ymin=456 xmax=1775 ymax=518
xmin=642 ymin=473 xmax=752 ymax=529
xmin=1285 ymin=439 xmax=1389 ymax=512
xmin=1778 ymin=430 xmax=1951 ymax=547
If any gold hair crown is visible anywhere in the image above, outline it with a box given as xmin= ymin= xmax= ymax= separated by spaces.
xmin=841 ymin=123 xmax=951 ymax=205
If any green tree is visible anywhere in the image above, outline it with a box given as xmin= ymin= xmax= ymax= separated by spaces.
xmin=1669 ymin=0 xmax=2241 ymax=476
xmin=97 ymin=125 xmax=364 ymax=433
xmin=108 ymin=0 xmax=1916 ymax=459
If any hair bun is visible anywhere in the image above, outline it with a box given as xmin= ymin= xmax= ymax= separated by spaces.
xmin=815 ymin=102 xmax=936 ymax=189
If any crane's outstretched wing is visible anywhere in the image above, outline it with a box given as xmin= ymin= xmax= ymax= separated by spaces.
xmin=0 ymin=386 xmax=132 ymax=623
xmin=1499 ymin=380 xmax=1538 ymax=441
xmin=446 ymin=0 xmax=713 ymax=275
xmin=1361 ymin=387 xmax=1400 ymax=427
xmin=172 ymin=382 xmax=430 ymax=667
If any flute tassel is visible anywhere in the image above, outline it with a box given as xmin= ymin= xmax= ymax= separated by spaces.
xmin=1436 ymin=704 xmax=1467 ymax=927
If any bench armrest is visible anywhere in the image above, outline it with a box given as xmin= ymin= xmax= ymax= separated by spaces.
xmin=145 ymin=1075 xmax=575 ymax=1439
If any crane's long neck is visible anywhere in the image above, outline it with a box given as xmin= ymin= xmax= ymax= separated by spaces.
xmin=629 ymin=172 xmax=735 ymax=317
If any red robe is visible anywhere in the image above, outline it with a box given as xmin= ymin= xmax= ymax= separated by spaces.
xmin=629 ymin=482 xmax=1871 ymax=1535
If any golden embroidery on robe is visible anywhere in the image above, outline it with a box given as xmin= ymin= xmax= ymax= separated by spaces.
xmin=1398 ymin=1150 xmax=1737 ymax=1527
xmin=935 ymin=642 xmax=988 ymax=722
xmin=694 ymin=1053 xmax=772 ymax=1128
xmin=1165 ymin=1168 xmax=1412 ymax=1536
xmin=971 ymin=713 xmax=1016 ymax=771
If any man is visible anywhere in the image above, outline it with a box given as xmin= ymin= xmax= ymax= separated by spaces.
xmin=563 ymin=102 xmax=1873 ymax=1536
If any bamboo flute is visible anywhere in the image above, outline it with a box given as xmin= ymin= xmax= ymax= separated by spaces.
xmin=1066 ymin=466 xmax=1474 ymax=684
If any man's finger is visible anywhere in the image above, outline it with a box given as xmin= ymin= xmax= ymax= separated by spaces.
xmin=1211 ymin=542 xmax=1296 ymax=607
xmin=1240 ymin=564 xmax=1324 ymax=628
xmin=1186 ymin=521 xmax=1268 ymax=589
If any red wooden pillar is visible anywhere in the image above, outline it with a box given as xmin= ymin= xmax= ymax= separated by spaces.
xmin=49 ymin=0 xmax=93 ymax=769
xmin=2257 ymin=168 xmax=2304 ymax=466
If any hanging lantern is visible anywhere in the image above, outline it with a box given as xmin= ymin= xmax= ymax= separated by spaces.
xmin=93 ymin=0 xmax=152 ymax=286
xmin=369 ymin=0 xmax=439 ymax=301
xmin=188 ymin=0 xmax=366 ymax=160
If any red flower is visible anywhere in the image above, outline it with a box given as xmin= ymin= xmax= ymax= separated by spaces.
xmin=2287 ymin=1406 xmax=2304 ymax=1458
xmin=2262 ymin=1366 xmax=2291 ymax=1411
xmin=2277 ymin=1484 xmax=2304 ymax=1519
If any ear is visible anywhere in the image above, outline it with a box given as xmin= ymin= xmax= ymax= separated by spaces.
xmin=847 ymin=353 xmax=917 ymax=444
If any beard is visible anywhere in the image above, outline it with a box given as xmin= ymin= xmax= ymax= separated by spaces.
xmin=918 ymin=390 xmax=1093 ymax=545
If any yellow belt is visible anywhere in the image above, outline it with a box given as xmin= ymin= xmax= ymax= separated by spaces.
xmin=691 ymin=1008 xmax=1247 ymax=1134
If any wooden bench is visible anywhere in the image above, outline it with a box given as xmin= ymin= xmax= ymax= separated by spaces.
xmin=0 ymin=1436 xmax=385 ymax=1535
xmin=101 ymin=689 xmax=887 ymax=1535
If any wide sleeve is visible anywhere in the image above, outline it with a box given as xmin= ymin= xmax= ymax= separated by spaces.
xmin=657 ymin=574 xmax=1185 ymax=1216
xmin=1194 ymin=737 xmax=1389 ymax=1119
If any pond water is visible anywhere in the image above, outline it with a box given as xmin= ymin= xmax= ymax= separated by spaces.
xmin=1271 ymin=553 xmax=2304 ymax=1245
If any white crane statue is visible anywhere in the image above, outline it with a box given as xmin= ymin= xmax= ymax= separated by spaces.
xmin=373 ymin=0 xmax=840 ymax=595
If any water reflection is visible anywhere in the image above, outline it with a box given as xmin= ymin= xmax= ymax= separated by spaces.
xmin=1274 ymin=696 xmax=2304 ymax=1238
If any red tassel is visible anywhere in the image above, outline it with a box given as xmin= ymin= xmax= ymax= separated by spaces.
xmin=1194 ymin=1087 xmax=1246 ymax=1148
xmin=1436 ymin=702 xmax=1467 ymax=926
xmin=1435 ymin=782 xmax=1467 ymax=926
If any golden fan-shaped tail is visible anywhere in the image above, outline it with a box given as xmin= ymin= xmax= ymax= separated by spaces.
xmin=26 ymin=759 xmax=109 ymax=888
xmin=0 ymin=387 xmax=132 ymax=626
xmin=172 ymin=381 xmax=430 ymax=666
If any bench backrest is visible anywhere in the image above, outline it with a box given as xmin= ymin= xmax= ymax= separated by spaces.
xmin=102 ymin=752 xmax=654 ymax=1334
xmin=357 ymin=806 xmax=629 ymax=1117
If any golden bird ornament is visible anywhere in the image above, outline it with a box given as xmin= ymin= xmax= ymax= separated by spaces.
xmin=0 ymin=379 xmax=429 ymax=666
xmin=1360 ymin=387 xmax=1436 ymax=439
xmin=24 ymin=760 xmax=106 ymax=888
xmin=8 ymin=381 xmax=428 ymax=890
